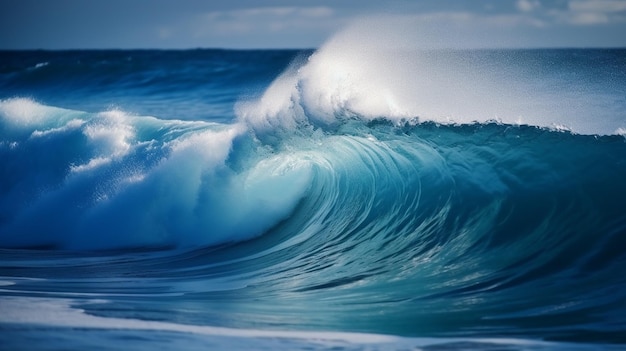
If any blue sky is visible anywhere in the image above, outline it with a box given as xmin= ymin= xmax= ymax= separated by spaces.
xmin=1 ymin=0 xmax=625 ymax=49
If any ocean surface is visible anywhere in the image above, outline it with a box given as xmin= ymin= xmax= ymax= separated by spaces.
xmin=1 ymin=37 xmax=626 ymax=350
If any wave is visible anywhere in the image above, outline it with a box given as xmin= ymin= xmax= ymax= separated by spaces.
xmin=237 ymin=22 xmax=626 ymax=136
xmin=2 ymin=96 xmax=626 ymax=256
xmin=3 ymin=94 xmax=625 ymax=342
xmin=2 ymin=24 xmax=626 ymax=347
xmin=0 ymin=25 xmax=625 ymax=253
xmin=0 ymin=98 xmax=312 ymax=249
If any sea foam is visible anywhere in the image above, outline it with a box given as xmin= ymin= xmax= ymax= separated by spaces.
xmin=0 ymin=98 xmax=311 ymax=250
xmin=238 ymin=19 xmax=625 ymax=136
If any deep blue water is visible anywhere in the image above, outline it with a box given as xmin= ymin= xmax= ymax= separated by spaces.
xmin=1 ymin=42 xmax=626 ymax=350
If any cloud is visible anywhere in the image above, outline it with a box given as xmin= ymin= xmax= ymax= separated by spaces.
xmin=516 ymin=0 xmax=542 ymax=12
xmin=202 ymin=6 xmax=337 ymax=34
xmin=228 ymin=6 xmax=334 ymax=18
xmin=569 ymin=0 xmax=626 ymax=13
xmin=158 ymin=27 xmax=174 ymax=40
xmin=564 ymin=0 xmax=626 ymax=25
xmin=192 ymin=1 xmax=626 ymax=48
xmin=511 ymin=0 xmax=626 ymax=26
xmin=186 ymin=5 xmax=343 ymax=46
xmin=185 ymin=5 xmax=349 ymax=48
xmin=5 ymin=0 xmax=623 ymax=49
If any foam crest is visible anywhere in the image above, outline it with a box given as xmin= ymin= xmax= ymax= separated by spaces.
xmin=238 ymin=19 xmax=625 ymax=135
xmin=235 ymin=20 xmax=492 ymax=132
xmin=83 ymin=110 xmax=134 ymax=158
xmin=0 ymin=98 xmax=85 ymax=129
xmin=0 ymin=100 xmax=311 ymax=250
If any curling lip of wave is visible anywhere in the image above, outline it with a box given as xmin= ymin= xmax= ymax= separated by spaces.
xmin=237 ymin=22 xmax=626 ymax=136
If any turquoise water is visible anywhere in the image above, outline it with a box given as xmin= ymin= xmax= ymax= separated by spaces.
xmin=1 ymin=42 xmax=626 ymax=350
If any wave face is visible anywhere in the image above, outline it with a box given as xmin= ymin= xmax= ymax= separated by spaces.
xmin=1 ymin=38 xmax=626 ymax=349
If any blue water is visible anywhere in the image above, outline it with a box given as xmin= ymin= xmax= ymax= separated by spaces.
xmin=1 ymin=34 xmax=626 ymax=350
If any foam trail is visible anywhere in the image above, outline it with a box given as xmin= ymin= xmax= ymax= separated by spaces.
xmin=0 ymin=296 xmax=557 ymax=350
xmin=238 ymin=18 xmax=625 ymax=135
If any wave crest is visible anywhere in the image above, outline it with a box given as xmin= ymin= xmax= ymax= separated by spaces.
xmin=0 ymin=98 xmax=310 ymax=250
xmin=237 ymin=20 xmax=626 ymax=136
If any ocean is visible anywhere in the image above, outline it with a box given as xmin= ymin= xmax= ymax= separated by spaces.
xmin=1 ymin=39 xmax=626 ymax=350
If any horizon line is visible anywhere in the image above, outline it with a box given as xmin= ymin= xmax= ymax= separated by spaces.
xmin=1 ymin=45 xmax=626 ymax=52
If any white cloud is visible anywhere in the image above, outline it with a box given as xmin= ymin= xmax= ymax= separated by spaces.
xmin=204 ymin=6 xmax=334 ymax=23
xmin=148 ymin=1 xmax=626 ymax=48
xmin=566 ymin=11 xmax=611 ymax=24
xmin=516 ymin=0 xmax=542 ymax=12
xmin=512 ymin=0 xmax=626 ymax=26
xmin=301 ymin=7 xmax=334 ymax=18
xmin=407 ymin=11 xmax=546 ymax=30
xmin=158 ymin=27 xmax=174 ymax=40
xmin=569 ymin=0 xmax=626 ymax=13
xmin=236 ymin=7 xmax=297 ymax=18
xmin=202 ymin=6 xmax=336 ymax=33
xmin=419 ymin=0 xmax=626 ymax=29
xmin=192 ymin=6 xmax=342 ymax=46
xmin=562 ymin=0 xmax=626 ymax=25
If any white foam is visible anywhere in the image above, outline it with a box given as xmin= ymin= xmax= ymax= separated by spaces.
xmin=70 ymin=156 xmax=113 ymax=173
xmin=0 ymin=296 xmax=550 ymax=349
xmin=0 ymin=98 xmax=84 ymax=129
xmin=84 ymin=110 xmax=135 ymax=158
xmin=237 ymin=18 xmax=625 ymax=136
xmin=0 ymin=99 xmax=313 ymax=250
xmin=30 ymin=119 xmax=85 ymax=138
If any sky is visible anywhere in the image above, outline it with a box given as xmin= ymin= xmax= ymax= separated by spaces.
xmin=1 ymin=0 xmax=626 ymax=49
